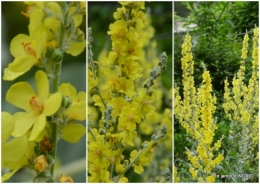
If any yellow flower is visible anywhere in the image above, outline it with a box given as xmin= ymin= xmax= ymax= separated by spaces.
xmin=121 ymin=39 xmax=143 ymax=60
xmin=205 ymin=175 xmax=215 ymax=182
xmin=59 ymin=83 xmax=86 ymax=121
xmin=116 ymin=77 xmax=135 ymax=97
xmin=107 ymin=20 xmax=129 ymax=41
xmin=29 ymin=2 xmax=86 ymax=56
xmin=130 ymin=150 xmax=150 ymax=174
xmin=109 ymin=97 xmax=128 ymax=118
xmin=88 ymin=163 xmax=112 ymax=182
xmin=6 ymin=70 xmax=62 ymax=140
xmin=88 ymin=135 xmax=111 ymax=169
xmin=133 ymin=90 xmax=155 ymax=117
xmin=3 ymin=30 xmax=47 ymax=81
xmin=1 ymin=112 xmax=33 ymax=182
xmin=118 ymin=128 xmax=137 ymax=146
xmin=189 ymin=167 xmax=197 ymax=179
xmin=118 ymin=105 xmax=141 ymax=131
xmin=121 ymin=59 xmax=143 ymax=80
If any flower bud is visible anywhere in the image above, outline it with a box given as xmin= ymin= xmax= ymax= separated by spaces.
xmin=161 ymin=65 xmax=167 ymax=71
xmin=123 ymin=160 xmax=129 ymax=167
xmin=147 ymin=90 xmax=153 ymax=96
xmin=61 ymin=96 xmax=73 ymax=109
xmin=35 ymin=155 xmax=48 ymax=172
xmin=51 ymin=48 xmax=63 ymax=63
xmin=59 ymin=174 xmax=73 ymax=183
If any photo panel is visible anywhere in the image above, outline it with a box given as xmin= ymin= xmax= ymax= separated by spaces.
xmin=87 ymin=1 xmax=173 ymax=183
xmin=1 ymin=2 xmax=86 ymax=182
xmin=174 ymin=1 xmax=259 ymax=183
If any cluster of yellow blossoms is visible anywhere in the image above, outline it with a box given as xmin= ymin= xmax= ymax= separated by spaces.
xmin=2 ymin=2 xmax=86 ymax=182
xmin=88 ymin=2 xmax=171 ymax=182
xmin=174 ymin=34 xmax=224 ymax=182
xmin=175 ymin=27 xmax=259 ymax=182
xmin=223 ymin=27 xmax=259 ymax=178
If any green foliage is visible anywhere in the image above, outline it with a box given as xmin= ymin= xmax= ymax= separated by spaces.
xmin=174 ymin=1 xmax=258 ymax=132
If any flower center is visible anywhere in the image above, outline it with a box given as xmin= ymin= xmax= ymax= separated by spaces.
xmin=128 ymin=114 xmax=133 ymax=120
xmin=142 ymin=99 xmax=148 ymax=105
xmin=118 ymin=31 xmax=125 ymax=37
xmin=93 ymin=165 xmax=100 ymax=173
xmin=22 ymin=42 xmax=37 ymax=57
xmin=128 ymin=48 xmax=135 ymax=54
xmin=29 ymin=96 xmax=43 ymax=114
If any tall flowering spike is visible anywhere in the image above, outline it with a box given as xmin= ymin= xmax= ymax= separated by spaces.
xmin=174 ymin=33 xmax=223 ymax=181
xmin=6 ymin=70 xmax=62 ymax=141
xmin=88 ymin=2 xmax=171 ymax=182
xmin=223 ymin=27 xmax=259 ymax=173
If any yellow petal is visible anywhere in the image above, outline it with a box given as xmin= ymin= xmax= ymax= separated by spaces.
xmin=12 ymin=112 xmax=37 ymax=137
xmin=43 ymin=92 xmax=62 ymax=116
xmin=66 ymin=41 xmax=86 ymax=56
xmin=29 ymin=9 xmax=45 ymax=32
xmin=35 ymin=31 xmax=47 ymax=58
xmin=29 ymin=113 xmax=46 ymax=141
xmin=6 ymin=82 xmax=36 ymax=112
xmin=61 ymin=123 xmax=86 ymax=143
xmin=47 ymin=2 xmax=61 ymax=15
xmin=69 ymin=6 xmax=83 ymax=27
xmin=35 ymin=70 xmax=49 ymax=102
xmin=8 ymin=55 xmax=38 ymax=73
xmin=10 ymin=34 xmax=32 ymax=57
xmin=2 ymin=135 xmax=28 ymax=164
xmin=1 ymin=112 xmax=15 ymax=144
xmin=3 ymin=68 xmax=24 ymax=81
xmin=77 ymin=91 xmax=86 ymax=101
xmin=59 ymin=83 xmax=77 ymax=97
xmin=134 ymin=164 xmax=144 ymax=174
xmin=65 ymin=101 xmax=86 ymax=121
xmin=15 ymin=137 xmax=35 ymax=167
xmin=1 ymin=169 xmax=20 ymax=182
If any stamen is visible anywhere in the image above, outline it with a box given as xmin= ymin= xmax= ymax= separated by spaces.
xmin=29 ymin=96 xmax=43 ymax=113
xmin=22 ymin=42 xmax=37 ymax=57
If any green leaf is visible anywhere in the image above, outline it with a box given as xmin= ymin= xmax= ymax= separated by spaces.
xmin=242 ymin=164 xmax=250 ymax=172
xmin=228 ymin=149 xmax=237 ymax=156
xmin=61 ymin=123 xmax=86 ymax=143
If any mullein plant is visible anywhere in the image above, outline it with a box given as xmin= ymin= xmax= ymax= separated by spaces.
xmin=222 ymin=27 xmax=259 ymax=182
xmin=88 ymin=2 xmax=172 ymax=182
xmin=174 ymin=34 xmax=224 ymax=182
xmin=2 ymin=2 xmax=86 ymax=182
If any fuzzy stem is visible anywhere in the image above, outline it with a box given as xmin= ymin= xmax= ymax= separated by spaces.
xmin=50 ymin=2 xmax=68 ymax=178
xmin=114 ymin=149 xmax=145 ymax=182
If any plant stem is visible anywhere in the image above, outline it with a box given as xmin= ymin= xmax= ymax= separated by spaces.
xmin=88 ymin=122 xmax=97 ymax=142
xmin=114 ymin=149 xmax=145 ymax=182
xmin=50 ymin=62 xmax=61 ymax=177
xmin=50 ymin=2 xmax=68 ymax=178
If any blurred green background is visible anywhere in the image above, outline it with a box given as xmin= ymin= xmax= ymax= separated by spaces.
xmin=1 ymin=2 xmax=86 ymax=182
